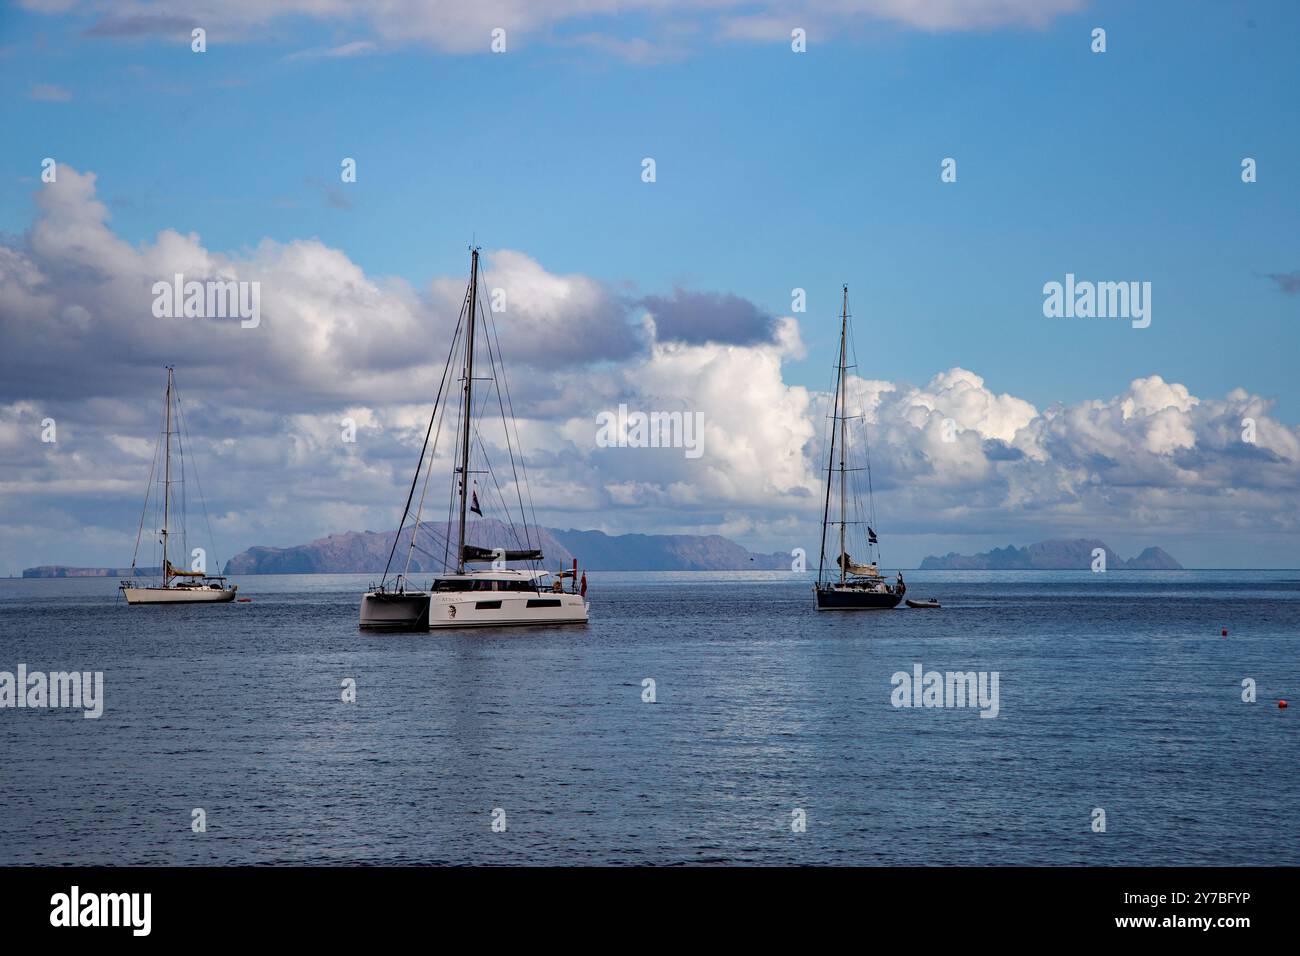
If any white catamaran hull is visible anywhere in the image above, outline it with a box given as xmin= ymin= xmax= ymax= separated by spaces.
xmin=356 ymin=250 xmax=593 ymax=633
xmin=359 ymin=588 xmax=588 ymax=629
xmin=123 ymin=585 xmax=238 ymax=604
xmin=429 ymin=591 xmax=588 ymax=628
xmin=359 ymin=591 xmax=431 ymax=629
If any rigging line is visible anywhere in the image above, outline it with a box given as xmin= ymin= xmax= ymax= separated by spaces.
xmin=385 ymin=301 xmax=466 ymax=585
xmin=442 ymin=299 xmax=470 ymax=574
xmin=406 ymin=536 xmax=448 ymax=563
xmin=844 ymin=328 xmax=868 ymax=560
xmin=172 ymin=383 xmax=220 ymax=575
xmin=470 ymin=428 xmax=530 ymax=557
xmin=181 ymin=393 xmax=194 ymax=563
xmin=442 ymin=409 xmax=461 ymax=573
xmin=402 ymin=512 xmax=451 ymax=568
xmin=152 ymin=421 xmax=163 ymax=569
xmin=464 ymin=420 xmax=525 ymax=557
xmin=175 ymin=410 xmax=184 ymax=566
xmin=479 ymin=283 xmax=538 ymax=552
xmin=170 ymin=388 xmax=186 ymax=568
xmin=403 ymin=393 xmax=452 ymax=580
xmin=478 ymin=294 xmax=524 ymax=544
xmin=438 ymin=277 xmax=475 ymax=575
xmin=129 ymin=400 xmax=166 ymax=573
xmin=400 ymin=306 xmax=465 ymax=581
xmin=846 ymin=309 xmax=883 ymax=566
xmin=171 ymin=395 xmax=186 ymax=568
xmin=412 ymin=520 xmax=452 ymax=557
xmin=439 ymin=280 xmax=476 ymax=575
xmin=816 ymin=332 xmax=841 ymax=587
xmin=465 ymin=318 xmax=528 ymax=557
xmin=385 ymin=405 xmax=438 ymax=584
xmin=836 ymin=287 xmax=850 ymax=585
xmin=184 ymin=413 xmax=191 ymax=561
xmin=459 ymin=296 xmax=537 ymax=563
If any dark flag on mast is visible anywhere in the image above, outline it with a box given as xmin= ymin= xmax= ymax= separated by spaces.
xmin=470 ymin=481 xmax=483 ymax=517
xmin=868 ymin=527 xmax=878 ymax=545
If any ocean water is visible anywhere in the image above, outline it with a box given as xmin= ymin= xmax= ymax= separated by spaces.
xmin=0 ymin=570 xmax=1296 ymax=866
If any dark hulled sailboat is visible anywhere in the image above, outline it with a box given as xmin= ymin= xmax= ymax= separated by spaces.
xmin=813 ymin=286 xmax=906 ymax=610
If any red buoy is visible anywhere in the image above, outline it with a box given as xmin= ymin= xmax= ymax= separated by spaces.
xmin=1221 ymin=628 xmax=1228 ymax=637
xmin=1280 ymin=700 xmax=1288 ymax=709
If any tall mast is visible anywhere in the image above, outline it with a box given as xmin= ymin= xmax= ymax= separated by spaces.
xmin=456 ymin=248 xmax=480 ymax=574
xmin=837 ymin=287 xmax=849 ymax=584
xmin=162 ymin=366 xmax=173 ymax=586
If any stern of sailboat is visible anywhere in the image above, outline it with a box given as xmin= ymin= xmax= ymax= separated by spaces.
xmin=359 ymin=588 xmax=432 ymax=630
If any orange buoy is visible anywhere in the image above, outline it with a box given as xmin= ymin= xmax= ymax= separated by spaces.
xmin=1280 ymin=700 xmax=1288 ymax=709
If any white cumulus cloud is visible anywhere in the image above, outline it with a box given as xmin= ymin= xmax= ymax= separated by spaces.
xmin=0 ymin=167 xmax=1296 ymax=574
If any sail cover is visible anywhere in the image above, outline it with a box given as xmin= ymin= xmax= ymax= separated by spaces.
xmin=165 ymin=561 xmax=205 ymax=577
xmin=836 ymin=553 xmax=878 ymax=576
xmin=462 ymin=545 xmax=544 ymax=563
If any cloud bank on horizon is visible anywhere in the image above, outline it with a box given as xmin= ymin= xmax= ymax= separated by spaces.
xmin=1 ymin=169 xmax=1296 ymax=572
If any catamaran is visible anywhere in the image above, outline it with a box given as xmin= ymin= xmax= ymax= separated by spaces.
xmin=814 ymin=286 xmax=906 ymax=610
xmin=120 ymin=367 xmax=237 ymax=604
xmin=359 ymin=247 xmax=589 ymax=630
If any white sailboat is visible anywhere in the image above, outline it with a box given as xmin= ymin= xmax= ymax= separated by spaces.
xmin=813 ymin=286 xmax=906 ymax=610
xmin=359 ymin=247 xmax=588 ymax=630
xmin=120 ymin=367 xmax=237 ymax=605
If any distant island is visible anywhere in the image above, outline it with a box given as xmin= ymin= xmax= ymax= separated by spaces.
xmin=23 ymin=566 xmax=161 ymax=578
xmin=25 ymin=535 xmax=1185 ymax=577
xmin=222 ymin=521 xmax=792 ymax=574
xmin=919 ymin=539 xmax=1182 ymax=570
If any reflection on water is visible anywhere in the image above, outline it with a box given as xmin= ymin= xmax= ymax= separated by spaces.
xmin=0 ymin=571 xmax=1297 ymax=864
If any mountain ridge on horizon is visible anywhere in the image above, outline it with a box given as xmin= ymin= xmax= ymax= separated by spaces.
xmin=19 ymin=534 xmax=1188 ymax=576
xmin=222 ymin=530 xmax=1185 ymax=574
xmin=219 ymin=522 xmax=793 ymax=574
xmin=919 ymin=538 xmax=1182 ymax=571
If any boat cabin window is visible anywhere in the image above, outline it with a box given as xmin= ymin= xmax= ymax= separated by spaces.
xmin=432 ymin=578 xmax=540 ymax=592
xmin=499 ymin=579 xmax=541 ymax=592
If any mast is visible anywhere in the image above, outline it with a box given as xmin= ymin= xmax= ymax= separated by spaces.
xmin=162 ymin=366 xmax=173 ymax=587
xmin=456 ymin=248 xmax=480 ymax=574
xmin=837 ymin=286 xmax=848 ymax=585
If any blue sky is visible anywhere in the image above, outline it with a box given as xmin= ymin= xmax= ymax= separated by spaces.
xmin=1 ymin=0 xmax=1298 ymax=570
xmin=5 ymin=1 xmax=1297 ymax=414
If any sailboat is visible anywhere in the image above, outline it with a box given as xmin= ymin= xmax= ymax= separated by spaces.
xmin=120 ymin=367 xmax=238 ymax=604
xmin=359 ymin=247 xmax=589 ymax=630
xmin=813 ymin=286 xmax=906 ymax=611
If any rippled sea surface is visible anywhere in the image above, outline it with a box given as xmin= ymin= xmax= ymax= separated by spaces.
xmin=1 ymin=570 xmax=1297 ymax=866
